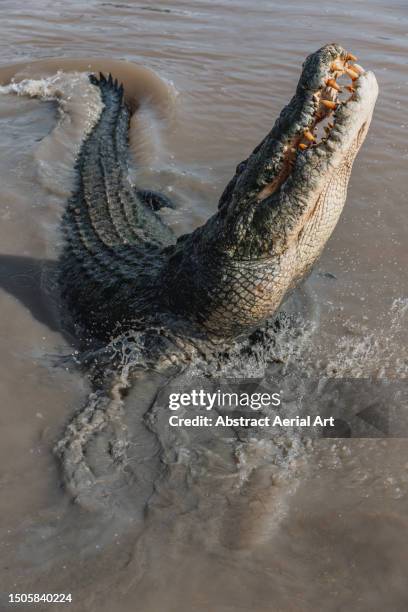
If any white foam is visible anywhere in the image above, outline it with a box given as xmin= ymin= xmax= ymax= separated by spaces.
xmin=1 ymin=72 xmax=103 ymax=200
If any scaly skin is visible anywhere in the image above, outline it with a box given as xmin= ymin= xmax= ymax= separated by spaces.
xmin=59 ymin=44 xmax=377 ymax=343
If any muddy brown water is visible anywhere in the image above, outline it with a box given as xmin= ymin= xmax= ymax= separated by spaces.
xmin=0 ymin=1 xmax=407 ymax=611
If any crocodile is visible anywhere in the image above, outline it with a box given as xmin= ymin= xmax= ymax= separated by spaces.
xmin=59 ymin=43 xmax=378 ymax=346
xmin=46 ymin=44 xmax=377 ymax=507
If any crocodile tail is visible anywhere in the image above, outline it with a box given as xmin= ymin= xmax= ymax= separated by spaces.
xmin=63 ymin=73 xmax=174 ymax=251
xmin=59 ymin=73 xmax=174 ymax=336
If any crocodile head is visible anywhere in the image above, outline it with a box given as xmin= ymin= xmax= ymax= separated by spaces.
xmin=164 ymin=43 xmax=378 ymax=338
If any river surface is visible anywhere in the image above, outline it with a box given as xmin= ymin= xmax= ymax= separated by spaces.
xmin=0 ymin=1 xmax=407 ymax=611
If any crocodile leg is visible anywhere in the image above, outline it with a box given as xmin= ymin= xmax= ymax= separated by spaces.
xmin=136 ymin=189 xmax=176 ymax=211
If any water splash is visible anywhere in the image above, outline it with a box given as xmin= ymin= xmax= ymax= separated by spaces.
xmin=1 ymin=72 xmax=103 ymax=199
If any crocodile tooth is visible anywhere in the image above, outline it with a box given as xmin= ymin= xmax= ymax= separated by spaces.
xmin=345 ymin=67 xmax=359 ymax=81
xmin=331 ymin=60 xmax=344 ymax=72
xmin=321 ymin=99 xmax=337 ymax=110
xmin=326 ymin=78 xmax=341 ymax=92
xmin=351 ymin=63 xmax=364 ymax=75
xmin=303 ymin=129 xmax=316 ymax=142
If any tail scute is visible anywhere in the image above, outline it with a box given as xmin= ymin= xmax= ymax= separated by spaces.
xmin=89 ymin=72 xmax=124 ymax=97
